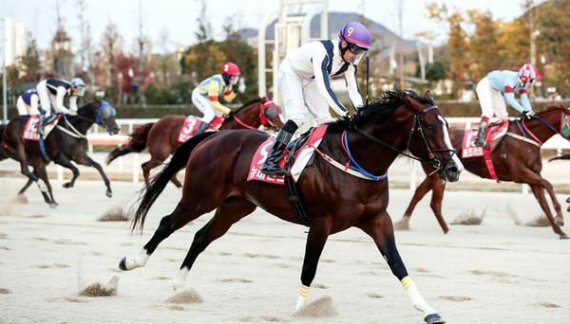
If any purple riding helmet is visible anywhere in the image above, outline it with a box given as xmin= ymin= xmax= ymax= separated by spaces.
xmin=338 ymin=21 xmax=372 ymax=50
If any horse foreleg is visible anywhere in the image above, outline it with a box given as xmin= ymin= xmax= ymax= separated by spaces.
xmin=395 ymin=175 xmax=434 ymax=231
xmin=74 ymin=155 xmax=112 ymax=197
xmin=429 ymin=177 xmax=449 ymax=234
xmin=359 ymin=212 xmax=444 ymax=324
xmin=293 ymin=217 xmax=332 ymax=312
xmin=172 ymin=197 xmax=256 ymax=290
xmin=529 ymin=184 xmax=567 ymax=239
xmin=54 ymin=155 xmax=79 ymax=189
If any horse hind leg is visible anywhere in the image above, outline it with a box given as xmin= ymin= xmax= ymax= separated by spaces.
xmin=120 ymin=191 xmax=229 ymax=271
xmin=141 ymin=158 xmax=164 ymax=187
xmin=172 ymin=197 xmax=256 ymax=291
xmin=529 ymin=184 xmax=567 ymax=239
xmin=395 ymin=174 xmax=434 ymax=231
xmin=54 ymin=155 xmax=79 ymax=189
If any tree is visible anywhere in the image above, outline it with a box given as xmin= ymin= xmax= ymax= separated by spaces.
xmin=99 ymin=21 xmax=123 ymax=101
xmin=467 ymin=10 xmax=504 ymax=80
xmin=195 ymin=0 xmax=212 ymax=42
xmin=19 ymin=33 xmax=42 ymax=82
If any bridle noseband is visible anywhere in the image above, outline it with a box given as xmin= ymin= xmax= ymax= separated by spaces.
xmin=353 ymin=105 xmax=456 ymax=175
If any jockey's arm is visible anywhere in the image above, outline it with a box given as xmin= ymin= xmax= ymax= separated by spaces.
xmin=30 ymin=94 xmax=39 ymax=114
xmin=222 ymin=88 xmax=237 ymax=102
xmin=54 ymin=86 xmax=72 ymax=114
xmin=68 ymin=96 xmax=79 ymax=112
xmin=345 ymin=65 xmax=364 ymax=109
xmin=312 ymin=52 xmax=348 ymax=117
xmin=519 ymin=90 xmax=533 ymax=112
xmin=502 ymin=86 xmax=526 ymax=113
xmin=208 ymin=95 xmax=232 ymax=115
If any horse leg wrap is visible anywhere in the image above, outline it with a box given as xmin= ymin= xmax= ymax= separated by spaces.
xmin=294 ymin=284 xmax=310 ymax=312
xmin=122 ymin=250 xmax=150 ymax=270
xmin=172 ymin=267 xmax=190 ymax=291
xmin=401 ymin=276 xmax=437 ymax=316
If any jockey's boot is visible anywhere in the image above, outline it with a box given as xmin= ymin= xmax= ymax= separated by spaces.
xmin=193 ymin=121 xmax=210 ymax=135
xmin=39 ymin=114 xmax=56 ymax=136
xmin=474 ymin=121 xmax=488 ymax=147
xmin=261 ymin=120 xmax=298 ymax=176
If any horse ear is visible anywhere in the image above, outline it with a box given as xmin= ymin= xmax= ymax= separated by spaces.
xmin=425 ymin=90 xmax=433 ymax=100
xmin=403 ymin=95 xmax=423 ymax=113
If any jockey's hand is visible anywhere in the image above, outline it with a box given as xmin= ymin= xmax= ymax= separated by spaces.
xmin=68 ymin=111 xmax=78 ymax=116
xmin=523 ymin=110 xmax=535 ymax=119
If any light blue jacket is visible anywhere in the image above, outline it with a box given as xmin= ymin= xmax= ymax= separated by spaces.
xmin=486 ymin=70 xmax=532 ymax=113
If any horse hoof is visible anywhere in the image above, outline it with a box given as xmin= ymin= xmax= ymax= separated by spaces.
xmin=119 ymin=257 xmax=128 ymax=271
xmin=49 ymin=202 xmax=58 ymax=209
xmin=559 ymin=234 xmax=569 ymax=240
xmin=63 ymin=182 xmax=73 ymax=188
xmin=555 ymin=217 xmax=565 ymax=226
xmin=424 ymin=313 xmax=445 ymax=324
xmin=106 ymin=190 xmax=112 ymax=198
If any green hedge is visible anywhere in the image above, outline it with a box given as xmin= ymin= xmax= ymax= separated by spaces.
xmin=4 ymin=100 xmax=568 ymax=120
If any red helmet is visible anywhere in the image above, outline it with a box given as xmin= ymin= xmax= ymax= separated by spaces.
xmin=221 ymin=62 xmax=240 ymax=76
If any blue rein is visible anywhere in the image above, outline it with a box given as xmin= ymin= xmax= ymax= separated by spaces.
xmin=342 ymin=130 xmax=387 ymax=181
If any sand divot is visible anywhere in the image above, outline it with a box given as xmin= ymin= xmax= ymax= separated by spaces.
xmin=0 ymin=288 xmax=11 ymax=294
xmin=10 ymin=194 xmax=28 ymax=205
xmin=451 ymin=208 xmax=485 ymax=225
xmin=165 ymin=289 xmax=203 ymax=304
xmin=79 ymin=275 xmax=119 ymax=297
xmin=293 ymin=296 xmax=338 ymax=318
xmin=98 ymin=206 xmax=131 ymax=222
xmin=439 ymin=295 xmax=473 ymax=302
xmin=239 ymin=315 xmax=290 ymax=322
xmin=525 ymin=215 xmax=550 ymax=227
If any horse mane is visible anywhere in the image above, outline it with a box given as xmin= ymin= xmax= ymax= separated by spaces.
xmin=230 ymin=98 xmax=263 ymax=115
xmin=328 ymin=89 xmax=433 ymax=131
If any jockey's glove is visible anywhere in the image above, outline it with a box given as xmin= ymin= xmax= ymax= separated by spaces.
xmin=523 ymin=110 xmax=535 ymax=119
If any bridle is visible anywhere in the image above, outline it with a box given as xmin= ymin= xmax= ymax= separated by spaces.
xmin=518 ymin=109 xmax=570 ymax=145
xmin=231 ymin=99 xmax=280 ymax=130
xmin=348 ymin=105 xmax=457 ymax=178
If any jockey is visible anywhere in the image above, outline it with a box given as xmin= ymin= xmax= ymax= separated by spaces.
xmin=474 ymin=63 xmax=538 ymax=147
xmin=16 ymin=88 xmax=40 ymax=115
xmin=191 ymin=62 xmax=241 ymax=134
xmin=261 ymin=21 xmax=371 ymax=175
xmin=36 ymin=77 xmax=86 ymax=135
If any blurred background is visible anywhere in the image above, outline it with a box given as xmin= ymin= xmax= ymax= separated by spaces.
xmin=1 ymin=0 xmax=568 ymax=120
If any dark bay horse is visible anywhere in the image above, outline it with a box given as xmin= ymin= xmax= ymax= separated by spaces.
xmin=395 ymin=105 xmax=570 ymax=239
xmin=1 ymin=101 xmax=120 ymax=206
xmin=119 ymin=90 xmax=461 ymax=324
xmin=106 ymin=97 xmax=283 ymax=187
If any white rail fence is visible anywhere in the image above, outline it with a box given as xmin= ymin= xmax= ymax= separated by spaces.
xmin=2 ymin=118 xmax=568 ymax=191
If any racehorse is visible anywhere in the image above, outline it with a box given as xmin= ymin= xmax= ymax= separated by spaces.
xmin=106 ymin=97 xmax=283 ymax=187
xmin=1 ymin=101 xmax=120 ymax=206
xmin=395 ymin=104 xmax=570 ymax=239
xmin=119 ymin=90 xmax=461 ymax=324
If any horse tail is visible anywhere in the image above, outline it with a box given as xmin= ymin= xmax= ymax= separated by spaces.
xmin=106 ymin=122 xmax=154 ymax=165
xmin=132 ymin=131 xmax=216 ymax=231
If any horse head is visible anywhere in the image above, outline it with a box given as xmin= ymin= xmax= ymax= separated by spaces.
xmin=92 ymin=100 xmax=120 ymax=135
xmin=258 ymin=97 xmax=284 ymax=130
xmin=356 ymin=89 xmax=462 ymax=182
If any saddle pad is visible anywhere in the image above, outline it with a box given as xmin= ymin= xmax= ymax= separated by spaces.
xmin=22 ymin=115 xmax=61 ymax=141
xmin=247 ymin=125 xmax=328 ymax=185
xmin=461 ymin=120 xmax=509 ymax=158
xmin=178 ymin=116 xmax=203 ymax=143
